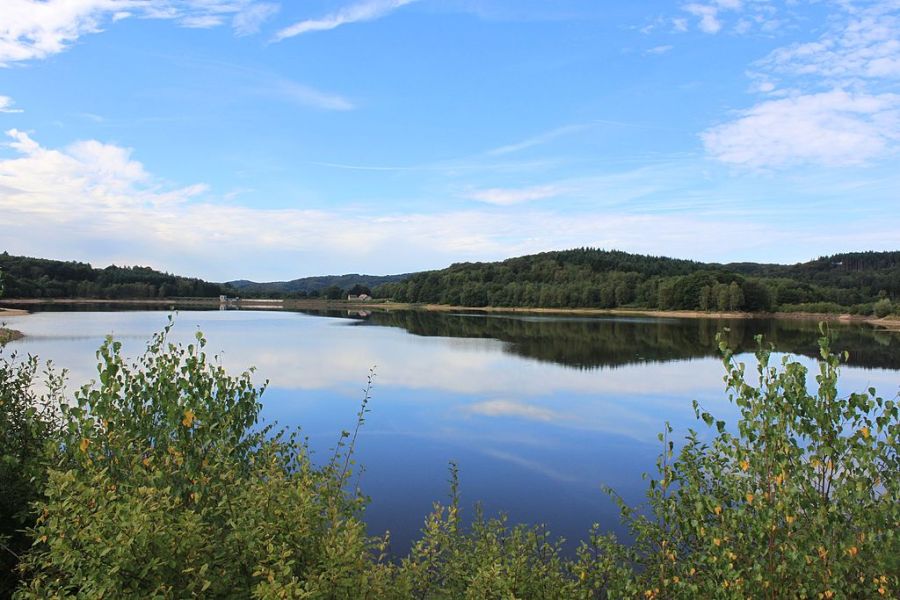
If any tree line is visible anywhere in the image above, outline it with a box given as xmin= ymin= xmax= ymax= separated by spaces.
xmin=375 ymin=248 xmax=900 ymax=315
xmin=0 ymin=253 xmax=229 ymax=299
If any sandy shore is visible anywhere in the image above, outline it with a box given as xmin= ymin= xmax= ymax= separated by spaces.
xmin=870 ymin=317 xmax=900 ymax=332
xmin=0 ymin=307 xmax=29 ymax=317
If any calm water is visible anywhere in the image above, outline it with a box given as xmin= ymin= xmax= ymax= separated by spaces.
xmin=3 ymin=308 xmax=899 ymax=552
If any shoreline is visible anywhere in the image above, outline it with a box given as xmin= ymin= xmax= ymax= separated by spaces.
xmin=0 ymin=327 xmax=24 ymax=343
xmin=1 ymin=298 xmax=898 ymax=330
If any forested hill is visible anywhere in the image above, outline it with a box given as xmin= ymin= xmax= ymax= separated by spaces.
xmin=0 ymin=253 xmax=229 ymax=299
xmin=374 ymin=249 xmax=900 ymax=315
xmin=228 ymin=273 xmax=408 ymax=297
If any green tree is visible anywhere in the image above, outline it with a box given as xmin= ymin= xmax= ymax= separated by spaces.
xmin=728 ymin=281 xmax=744 ymax=311
xmin=698 ymin=285 xmax=712 ymax=311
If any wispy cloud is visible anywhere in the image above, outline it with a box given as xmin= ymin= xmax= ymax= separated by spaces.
xmin=0 ymin=1 xmax=279 ymax=65
xmin=679 ymin=0 xmax=778 ymax=35
xmin=644 ymin=44 xmax=673 ymax=56
xmin=703 ymin=90 xmax=900 ymax=168
xmin=702 ymin=2 xmax=900 ymax=168
xmin=233 ymin=2 xmax=279 ymax=36
xmin=3 ymin=131 xmax=898 ymax=280
xmin=271 ymin=79 xmax=356 ymax=111
xmin=683 ymin=3 xmax=725 ymax=34
xmin=755 ymin=2 xmax=900 ymax=84
xmin=466 ymin=184 xmax=566 ymax=206
xmin=486 ymin=123 xmax=590 ymax=156
xmin=272 ymin=0 xmax=418 ymax=42
xmin=0 ymin=96 xmax=23 ymax=113
xmin=466 ymin=399 xmax=564 ymax=422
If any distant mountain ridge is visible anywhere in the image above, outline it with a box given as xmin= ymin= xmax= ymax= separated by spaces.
xmin=227 ymin=273 xmax=410 ymax=295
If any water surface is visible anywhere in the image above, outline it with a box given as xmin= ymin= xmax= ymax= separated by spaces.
xmin=3 ymin=308 xmax=898 ymax=552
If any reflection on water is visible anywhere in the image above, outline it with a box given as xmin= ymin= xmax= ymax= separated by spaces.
xmin=297 ymin=309 xmax=900 ymax=370
xmin=3 ymin=307 xmax=898 ymax=552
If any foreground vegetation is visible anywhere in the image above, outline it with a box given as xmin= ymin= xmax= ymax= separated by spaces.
xmin=1 ymin=322 xmax=898 ymax=598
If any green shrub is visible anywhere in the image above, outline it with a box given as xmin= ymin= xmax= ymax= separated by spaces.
xmin=777 ymin=302 xmax=847 ymax=314
xmin=615 ymin=331 xmax=899 ymax=597
xmin=849 ymin=303 xmax=873 ymax=316
xmin=874 ymin=298 xmax=893 ymax=318
xmin=0 ymin=354 xmax=62 ymax=598
xmin=14 ymin=322 xmax=392 ymax=599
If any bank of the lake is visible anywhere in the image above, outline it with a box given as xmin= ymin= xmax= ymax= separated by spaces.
xmin=0 ymin=327 xmax=23 ymax=343
xmin=3 ymin=297 xmax=899 ymax=331
xmin=1 ymin=307 xmax=27 ymax=342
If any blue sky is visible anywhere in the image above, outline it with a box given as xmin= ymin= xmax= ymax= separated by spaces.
xmin=1 ymin=0 xmax=898 ymax=281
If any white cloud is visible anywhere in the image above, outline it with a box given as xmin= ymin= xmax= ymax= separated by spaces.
xmin=703 ymin=2 xmax=900 ymax=168
xmin=0 ymin=0 xmax=279 ymax=65
xmin=702 ymin=89 xmax=900 ymax=167
xmin=2 ymin=131 xmax=898 ymax=280
xmin=232 ymin=2 xmax=279 ymax=36
xmin=466 ymin=184 xmax=565 ymax=206
xmin=0 ymin=95 xmax=23 ymax=113
xmin=645 ymin=44 xmax=674 ymax=56
xmin=680 ymin=0 xmax=778 ymax=35
xmin=272 ymin=0 xmax=417 ymax=41
xmin=757 ymin=3 xmax=900 ymax=83
xmin=272 ymin=79 xmax=355 ymax=111
xmin=683 ymin=3 xmax=723 ymax=34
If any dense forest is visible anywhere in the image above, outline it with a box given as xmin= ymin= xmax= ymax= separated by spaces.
xmin=374 ymin=249 xmax=900 ymax=315
xmin=228 ymin=273 xmax=407 ymax=297
xmin=4 ymin=249 xmax=900 ymax=315
xmin=0 ymin=253 xmax=228 ymax=299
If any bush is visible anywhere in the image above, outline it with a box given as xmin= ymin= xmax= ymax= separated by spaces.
xmin=0 ymin=354 xmax=62 ymax=598
xmin=618 ymin=331 xmax=899 ymax=597
xmin=874 ymin=298 xmax=893 ymax=318
xmin=777 ymin=302 xmax=847 ymax=314
xmin=14 ymin=322 xmax=391 ymax=599
xmin=849 ymin=303 xmax=874 ymax=316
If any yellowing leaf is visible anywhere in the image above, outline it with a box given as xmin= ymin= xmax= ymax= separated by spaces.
xmin=182 ymin=409 xmax=195 ymax=428
xmin=79 ymin=438 xmax=90 ymax=453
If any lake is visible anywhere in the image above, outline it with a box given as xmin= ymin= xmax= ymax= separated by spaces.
xmin=3 ymin=307 xmax=899 ymax=553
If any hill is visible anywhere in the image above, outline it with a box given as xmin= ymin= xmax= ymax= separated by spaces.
xmin=374 ymin=248 xmax=900 ymax=315
xmin=0 ymin=253 xmax=230 ymax=300
xmin=227 ymin=273 xmax=409 ymax=297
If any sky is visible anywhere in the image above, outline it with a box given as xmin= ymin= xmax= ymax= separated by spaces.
xmin=0 ymin=0 xmax=899 ymax=281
